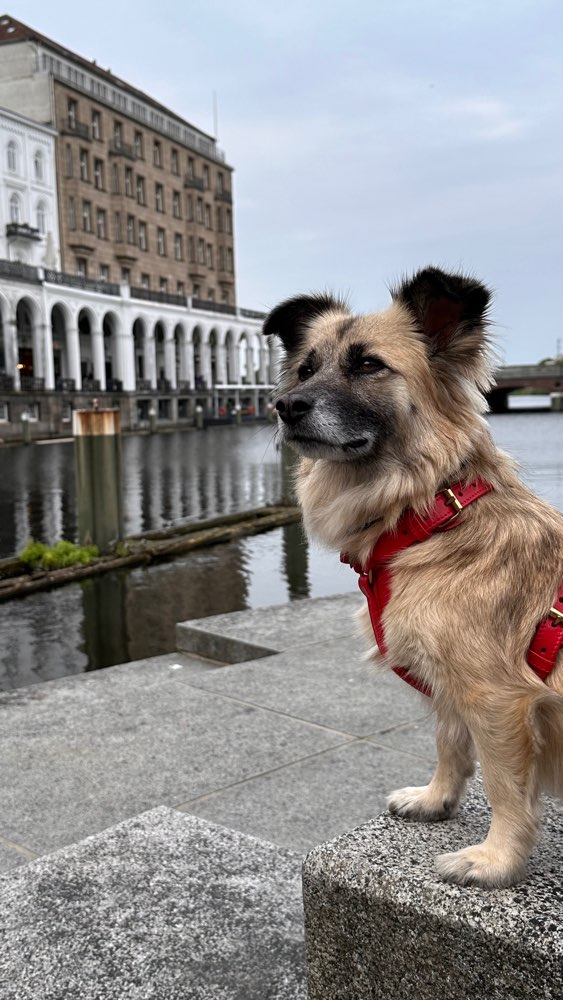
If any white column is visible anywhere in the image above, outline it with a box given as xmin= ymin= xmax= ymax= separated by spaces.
xmin=146 ymin=335 xmax=157 ymax=388
xmin=91 ymin=323 xmax=106 ymax=391
xmin=42 ymin=319 xmax=55 ymax=390
xmin=117 ymin=331 xmax=135 ymax=391
xmin=246 ymin=343 xmax=256 ymax=384
xmin=216 ymin=342 xmax=227 ymax=384
xmin=66 ymin=325 xmax=82 ymax=390
xmin=164 ymin=336 xmax=176 ymax=389
xmin=7 ymin=318 xmax=19 ymax=389
xmin=184 ymin=336 xmax=195 ymax=388
xmin=202 ymin=334 xmax=213 ymax=388
xmin=258 ymin=344 xmax=268 ymax=385
xmin=32 ymin=321 xmax=46 ymax=381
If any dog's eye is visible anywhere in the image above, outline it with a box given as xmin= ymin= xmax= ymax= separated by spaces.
xmin=297 ymin=364 xmax=314 ymax=382
xmin=359 ymin=357 xmax=386 ymax=374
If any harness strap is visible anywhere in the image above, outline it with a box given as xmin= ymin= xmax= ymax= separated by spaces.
xmin=527 ymin=585 xmax=563 ymax=680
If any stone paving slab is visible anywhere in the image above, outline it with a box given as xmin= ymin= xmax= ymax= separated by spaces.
xmin=0 ymin=807 xmax=306 ymax=1000
xmin=176 ymin=593 xmax=362 ymax=662
xmin=178 ymin=740 xmax=435 ymax=855
xmin=303 ymin=777 xmax=563 ymax=999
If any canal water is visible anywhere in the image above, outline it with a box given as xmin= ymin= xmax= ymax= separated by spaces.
xmin=1 ymin=405 xmax=563 ymax=690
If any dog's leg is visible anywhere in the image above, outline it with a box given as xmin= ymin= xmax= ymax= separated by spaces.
xmin=435 ymin=698 xmax=542 ymax=888
xmin=387 ymin=708 xmax=475 ymax=821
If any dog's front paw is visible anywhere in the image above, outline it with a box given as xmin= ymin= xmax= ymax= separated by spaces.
xmin=435 ymin=845 xmax=525 ymax=888
xmin=387 ymin=785 xmax=459 ymax=822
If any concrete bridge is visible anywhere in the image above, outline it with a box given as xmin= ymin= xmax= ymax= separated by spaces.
xmin=489 ymin=364 xmax=563 ymax=412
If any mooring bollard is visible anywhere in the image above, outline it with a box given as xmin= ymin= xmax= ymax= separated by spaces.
xmin=195 ymin=405 xmax=204 ymax=430
xmin=234 ymin=405 xmax=242 ymax=426
xmin=551 ymin=392 xmax=563 ymax=412
xmin=21 ymin=411 xmax=32 ymax=445
xmin=73 ymin=408 xmax=123 ymax=552
xmin=148 ymin=406 xmax=157 ymax=433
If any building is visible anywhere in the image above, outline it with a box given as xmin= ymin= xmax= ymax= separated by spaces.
xmin=0 ymin=13 xmax=236 ymax=305
xmin=0 ymin=105 xmax=61 ymax=269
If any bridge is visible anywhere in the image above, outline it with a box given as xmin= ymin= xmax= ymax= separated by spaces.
xmin=489 ymin=364 xmax=563 ymax=412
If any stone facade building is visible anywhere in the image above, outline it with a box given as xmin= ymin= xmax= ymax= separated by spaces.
xmin=0 ymin=13 xmax=236 ymax=305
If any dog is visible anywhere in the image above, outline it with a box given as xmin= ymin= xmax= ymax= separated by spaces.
xmin=263 ymin=266 xmax=563 ymax=888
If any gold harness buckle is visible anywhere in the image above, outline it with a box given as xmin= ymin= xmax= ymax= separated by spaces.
xmin=442 ymin=488 xmax=464 ymax=526
xmin=549 ymin=606 xmax=563 ymax=624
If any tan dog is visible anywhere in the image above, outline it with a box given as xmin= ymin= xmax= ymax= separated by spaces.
xmin=264 ymin=267 xmax=563 ymax=888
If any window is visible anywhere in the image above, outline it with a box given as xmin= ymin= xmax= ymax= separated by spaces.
xmin=114 ymin=211 xmax=122 ymax=241
xmin=79 ymin=149 xmax=89 ymax=182
xmin=217 ymin=171 xmax=224 ymax=193
xmin=112 ymin=164 xmax=120 ymax=194
xmin=67 ymin=99 xmax=77 ymax=128
xmin=172 ymin=191 xmax=181 ymax=218
xmin=141 ymin=273 xmax=150 ymax=289
xmin=100 ymin=264 xmax=110 ymax=282
xmin=61 ymin=401 xmax=72 ymax=423
xmin=125 ymin=167 xmax=133 ymax=197
xmin=114 ymin=120 xmax=122 ymax=147
xmin=221 ymin=288 xmax=229 ymax=305
xmin=65 ymin=144 xmax=73 ymax=177
xmin=155 ymin=183 xmax=164 ymax=212
xmin=0 ymin=402 xmax=10 ymax=423
xmin=68 ymin=197 xmax=76 ymax=230
xmin=203 ymin=165 xmax=209 ymax=189
xmin=205 ymin=204 xmax=211 ymax=229
xmin=193 ymin=283 xmax=200 ymax=298
xmin=34 ymin=150 xmax=44 ymax=181
xmin=7 ymin=140 xmax=17 ymax=172
xmin=216 ymin=206 xmax=223 ymax=232
xmin=136 ymin=176 xmax=145 ymax=205
xmin=226 ymin=210 xmax=232 ymax=234
xmin=153 ymin=140 xmax=161 ymax=167
xmin=187 ymin=157 xmax=194 ymax=180
xmin=171 ymin=148 xmax=179 ymax=174
xmin=218 ymin=246 xmax=225 ymax=271
xmin=196 ymin=198 xmax=203 ymax=223
xmin=121 ymin=267 xmax=130 ymax=284
xmin=9 ymin=192 xmax=21 ymax=224
xmin=91 ymin=110 xmax=101 ymax=140
xmin=157 ymin=227 xmax=166 ymax=255
xmin=76 ymin=257 xmax=87 ymax=277
xmin=134 ymin=131 xmax=143 ymax=158
xmin=206 ymin=243 xmax=213 ymax=268
xmin=126 ymin=214 xmax=135 ymax=244
xmin=186 ymin=195 xmax=193 ymax=221
xmin=138 ymin=221 xmax=147 ymax=251
xmin=188 ymin=236 xmax=195 ymax=262
xmin=208 ymin=288 xmax=215 ymax=301
xmin=36 ymin=201 xmax=46 ymax=234
xmin=82 ymin=201 xmax=92 ymax=232
xmin=197 ymin=238 xmax=205 ymax=264
xmin=26 ymin=402 xmax=40 ymax=421
xmin=159 ymin=278 xmax=168 ymax=294
xmin=227 ymin=248 xmax=233 ymax=272
xmin=174 ymin=233 xmax=183 ymax=260
xmin=94 ymin=159 xmax=104 ymax=189
xmin=97 ymin=208 xmax=106 ymax=239
xmin=177 ymin=281 xmax=185 ymax=295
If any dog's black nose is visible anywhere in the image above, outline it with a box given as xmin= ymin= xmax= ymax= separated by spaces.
xmin=275 ymin=393 xmax=313 ymax=424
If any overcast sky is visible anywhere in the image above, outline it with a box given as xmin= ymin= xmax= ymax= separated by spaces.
xmin=13 ymin=0 xmax=563 ymax=362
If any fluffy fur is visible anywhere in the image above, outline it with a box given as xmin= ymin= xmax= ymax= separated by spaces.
xmin=264 ymin=266 xmax=563 ymax=888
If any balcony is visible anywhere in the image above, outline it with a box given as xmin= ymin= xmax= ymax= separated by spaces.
xmin=130 ymin=287 xmax=187 ymax=307
xmin=0 ymin=259 xmax=40 ymax=284
xmin=0 ymin=374 xmax=14 ymax=390
xmin=184 ymin=174 xmax=205 ymax=190
xmin=192 ymin=298 xmax=236 ymax=316
xmin=157 ymin=378 xmax=172 ymax=392
xmin=55 ymin=377 xmax=76 ymax=392
xmin=240 ymin=307 xmax=267 ymax=321
xmin=108 ymin=141 xmax=136 ymax=161
xmin=81 ymin=378 xmax=101 ymax=392
xmin=20 ymin=376 xmax=45 ymax=391
xmin=214 ymin=190 xmax=232 ymax=204
xmin=60 ymin=117 xmax=90 ymax=140
xmin=6 ymin=223 xmax=41 ymax=242
xmin=44 ymin=270 xmax=120 ymax=296
xmin=136 ymin=379 xmax=152 ymax=391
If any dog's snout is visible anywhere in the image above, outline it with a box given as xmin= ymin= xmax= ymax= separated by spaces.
xmin=275 ymin=393 xmax=313 ymax=424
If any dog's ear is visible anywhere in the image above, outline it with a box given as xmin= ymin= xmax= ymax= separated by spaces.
xmin=392 ymin=267 xmax=491 ymax=356
xmin=263 ymin=293 xmax=348 ymax=353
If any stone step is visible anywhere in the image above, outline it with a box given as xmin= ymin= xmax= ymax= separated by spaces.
xmin=303 ymin=777 xmax=563 ymax=1000
xmin=0 ymin=807 xmax=306 ymax=1000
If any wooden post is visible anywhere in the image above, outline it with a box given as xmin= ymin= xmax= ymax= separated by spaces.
xmin=73 ymin=408 xmax=123 ymax=552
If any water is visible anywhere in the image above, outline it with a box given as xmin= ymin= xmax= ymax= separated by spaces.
xmin=1 ymin=412 xmax=562 ymax=690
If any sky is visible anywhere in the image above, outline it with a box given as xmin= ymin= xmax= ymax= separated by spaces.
xmin=10 ymin=0 xmax=563 ymax=363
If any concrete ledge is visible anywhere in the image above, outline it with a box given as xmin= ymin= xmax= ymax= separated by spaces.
xmin=176 ymin=593 xmax=361 ymax=662
xmin=0 ymin=807 xmax=306 ymax=1000
xmin=303 ymin=779 xmax=563 ymax=1000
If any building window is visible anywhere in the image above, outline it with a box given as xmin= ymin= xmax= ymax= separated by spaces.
xmin=153 ymin=140 xmax=161 ymax=167
xmin=36 ymin=201 xmax=47 ymax=234
xmin=193 ymin=283 xmax=200 ymax=298
xmin=97 ymin=208 xmax=106 ymax=239
xmin=65 ymin=144 xmax=73 ymax=177
xmin=126 ymin=214 xmax=135 ymax=244
xmin=141 ymin=273 xmax=150 ymax=289
xmin=114 ymin=121 xmax=122 ymax=148
xmin=196 ymin=198 xmax=203 ymax=224
xmin=203 ymin=165 xmax=209 ymax=189
xmin=172 ymin=191 xmax=181 ymax=218
xmin=177 ymin=281 xmax=185 ymax=295
xmin=67 ymin=99 xmax=77 ymax=129
xmin=76 ymin=257 xmax=87 ymax=277
xmin=218 ymin=246 xmax=225 ymax=271
xmin=82 ymin=201 xmax=92 ymax=232
xmin=68 ymin=197 xmax=76 ymax=230
xmin=227 ymin=248 xmax=233 ymax=272
xmin=121 ymin=267 xmax=130 ymax=285
xmin=221 ymin=288 xmax=229 ymax=304
xmin=94 ymin=159 xmax=104 ymax=189
xmin=217 ymin=171 xmax=224 ymax=193
xmin=186 ymin=195 xmax=193 ymax=221
xmin=157 ymin=227 xmax=166 ymax=255
xmin=91 ymin=110 xmax=101 ymax=140
xmin=226 ymin=210 xmax=232 ymax=234
xmin=79 ymin=149 xmax=89 ymax=182
xmin=9 ymin=192 xmax=21 ymax=224
xmin=138 ymin=221 xmax=147 ymax=251
xmin=174 ymin=233 xmax=183 ymax=260
xmin=34 ymin=150 xmax=44 ymax=181
xmin=205 ymin=204 xmax=211 ymax=229
xmin=160 ymin=278 xmax=168 ymax=293
xmin=112 ymin=164 xmax=120 ymax=194
xmin=26 ymin=402 xmax=40 ymax=422
xmin=208 ymin=288 xmax=215 ymax=301
xmin=114 ymin=211 xmax=122 ymax=241
xmin=206 ymin=243 xmax=213 ymax=268
xmin=134 ymin=131 xmax=144 ymax=158
xmin=0 ymin=402 xmax=10 ymax=422
xmin=188 ymin=236 xmax=195 ymax=262
xmin=155 ymin=183 xmax=164 ymax=212
xmin=125 ymin=167 xmax=133 ymax=197
xmin=197 ymin=238 xmax=205 ymax=264
xmin=187 ymin=157 xmax=194 ymax=180
xmin=6 ymin=140 xmax=17 ymax=173
xmin=100 ymin=264 xmax=110 ymax=282
xmin=216 ymin=206 xmax=223 ymax=232
xmin=136 ymin=176 xmax=145 ymax=205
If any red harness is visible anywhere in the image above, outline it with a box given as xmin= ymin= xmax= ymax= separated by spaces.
xmin=341 ymin=480 xmax=563 ymax=697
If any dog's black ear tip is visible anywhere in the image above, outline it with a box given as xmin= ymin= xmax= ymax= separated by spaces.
xmin=262 ymin=293 xmax=348 ymax=349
